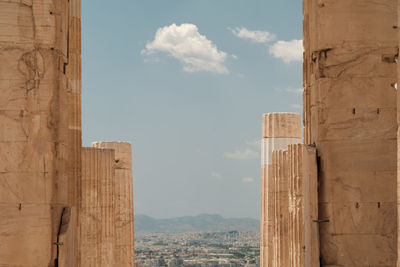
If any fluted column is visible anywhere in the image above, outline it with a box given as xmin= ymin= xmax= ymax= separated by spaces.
xmin=92 ymin=142 xmax=135 ymax=266
xmin=288 ymin=144 xmax=303 ymax=266
xmin=261 ymin=113 xmax=301 ymax=267
xmin=300 ymin=145 xmax=318 ymax=267
xmin=80 ymin=148 xmax=115 ymax=267
xmin=287 ymin=144 xmax=318 ymax=267
xmin=272 ymin=150 xmax=289 ymax=267
xmin=66 ymin=1 xmax=82 ymax=266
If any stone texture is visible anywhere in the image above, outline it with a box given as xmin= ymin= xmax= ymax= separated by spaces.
xmin=262 ymin=142 xmax=319 ymax=267
xmin=303 ymin=0 xmax=398 ymax=265
xmin=287 ymin=144 xmax=319 ymax=267
xmin=92 ymin=142 xmax=135 ymax=266
xmin=300 ymin=145 xmax=318 ymax=267
xmin=66 ymin=1 xmax=82 ymax=265
xmin=80 ymin=148 xmax=115 ymax=267
xmin=261 ymin=113 xmax=301 ymax=267
xmin=276 ymin=150 xmax=289 ymax=267
xmin=398 ymin=1 xmax=400 ymax=266
xmin=288 ymin=145 xmax=302 ymax=267
xmin=0 ymin=0 xmax=81 ymax=266
xmin=262 ymin=113 xmax=302 ymax=139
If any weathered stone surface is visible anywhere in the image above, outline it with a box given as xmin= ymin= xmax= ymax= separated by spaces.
xmin=301 ymin=145 xmax=318 ymax=267
xmin=0 ymin=204 xmax=52 ymax=265
xmin=260 ymin=164 xmax=271 ymax=267
xmin=262 ymin=141 xmax=319 ymax=267
xmin=66 ymin=2 xmax=82 ymax=266
xmin=277 ymin=150 xmax=289 ymax=267
xmin=288 ymin=145 xmax=303 ymax=267
xmin=262 ymin=113 xmax=302 ymax=139
xmin=303 ymin=0 xmax=397 ymax=265
xmin=397 ymin=1 xmax=400 ymax=265
xmin=287 ymin=144 xmax=319 ymax=267
xmin=80 ymin=148 xmax=115 ymax=267
xmin=92 ymin=142 xmax=135 ymax=266
xmin=0 ymin=0 xmax=81 ymax=266
xmin=260 ymin=113 xmax=301 ymax=267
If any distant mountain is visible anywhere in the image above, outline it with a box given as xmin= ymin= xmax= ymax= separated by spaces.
xmin=135 ymin=214 xmax=259 ymax=233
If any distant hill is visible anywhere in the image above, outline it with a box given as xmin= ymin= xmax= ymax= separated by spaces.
xmin=135 ymin=214 xmax=259 ymax=233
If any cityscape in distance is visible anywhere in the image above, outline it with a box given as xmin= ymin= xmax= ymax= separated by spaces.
xmin=135 ymin=214 xmax=260 ymax=267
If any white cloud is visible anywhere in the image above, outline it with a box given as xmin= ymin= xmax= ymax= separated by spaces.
xmin=230 ymin=27 xmax=276 ymax=43
xmin=211 ymin=172 xmax=223 ymax=180
xmin=246 ymin=140 xmax=261 ymax=148
xmin=285 ymin=87 xmax=303 ymax=94
xmin=232 ymin=54 xmax=238 ymax=60
xmin=224 ymin=148 xmax=258 ymax=160
xmin=242 ymin=177 xmax=255 ymax=183
xmin=274 ymin=87 xmax=303 ymax=94
xmin=269 ymin=39 xmax=303 ymax=63
xmin=142 ymin=23 xmax=229 ymax=74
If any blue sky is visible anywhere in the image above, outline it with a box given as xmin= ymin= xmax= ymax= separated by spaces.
xmin=82 ymin=0 xmax=303 ymax=219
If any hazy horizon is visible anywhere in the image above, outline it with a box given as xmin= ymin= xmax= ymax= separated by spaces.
xmin=135 ymin=213 xmax=260 ymax=220
xmin=82 ymin=0 xmax=302 ymax=220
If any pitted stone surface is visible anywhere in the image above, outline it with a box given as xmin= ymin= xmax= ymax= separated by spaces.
xmin=303 ymin=0 xmax=397 ymax=265
xmin=0 ymin=0 xmax=81 ymax=266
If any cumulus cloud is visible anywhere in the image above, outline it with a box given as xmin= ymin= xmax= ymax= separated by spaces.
xmin=211 ymin=172 xmax=223 ymax=180
xmin=230 ymin=27 xmax=276 ymax=43
xmin=224 ymin=149 xmax=258 ymax=160
xmin=142 ymin=23 xmax=229 ymax=74
xmin=242 ymin=177 xmax=255 ymax=183
xmin=269 ymin=39 xmax=303 ymax=63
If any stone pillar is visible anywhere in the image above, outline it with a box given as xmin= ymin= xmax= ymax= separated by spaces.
xmin=288 ymin=145 xmax=302 ymax=267
xmin=0 ymin=1 xmax=81 ymax=266
xmin=288 ymin=145 xmax=304 ymax=267
xmin=80 ymin=148 xmax=115 ymax=267
xmin=271 ymin=151 xmax=279 ymax=266
xmin=300 ymin=145 xmax=319 ymax=267
xmin=92 ymin=142 xmax=135 ymax=266
xmin=303 ymin=0 xmax=397 ymax=265
xmin=274 ymin=150 xmax=289 ymax=267
xmin=398 ymin=1 xmax=400 ymax=266
xmin=66 ymin=1 xmax=82 ymax=266
xmin=261 ymin=113 xmax=301 ymax=267
xmin=287 ymin=144 xmax=318 ymax=267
